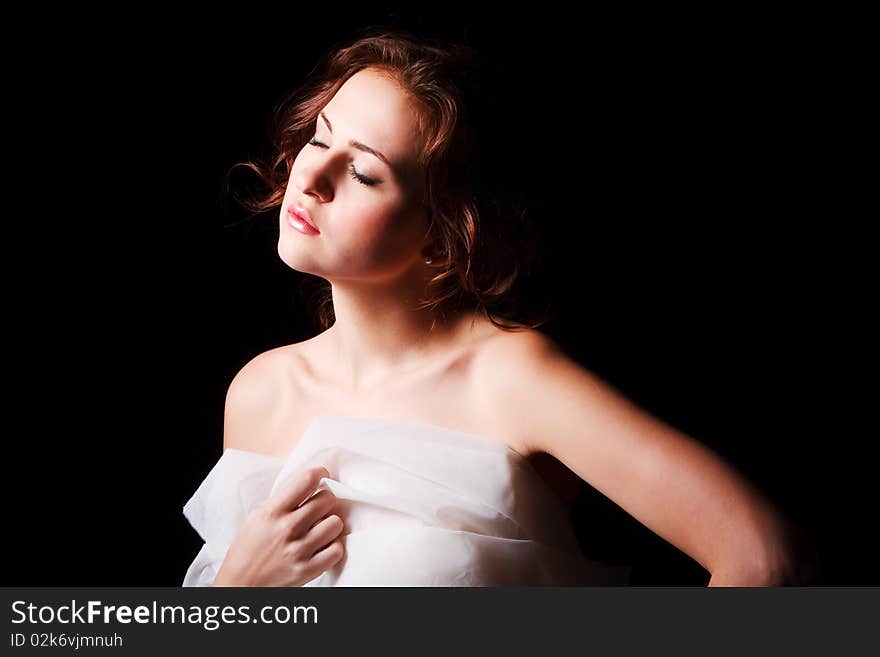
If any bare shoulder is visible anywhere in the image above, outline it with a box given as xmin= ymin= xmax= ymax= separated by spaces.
xmin=222 ymin=342 xmax=306 ymax=452
xmin=470 ymin=328 xmax=637 ymax=457
xmin=470 ymin=327 xmax=562 ymax=381
xmin=468 ymin=328 xmax=564 ymax=453
xmin=472 ymin=327 xmax=560 ymax=360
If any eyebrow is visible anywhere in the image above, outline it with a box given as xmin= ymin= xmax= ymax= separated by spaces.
xmin=319 ymin=111 xmax=393 ymax=170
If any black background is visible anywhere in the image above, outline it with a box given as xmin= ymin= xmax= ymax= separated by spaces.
xmin=5 ymin=8 xmax=871 ymax=585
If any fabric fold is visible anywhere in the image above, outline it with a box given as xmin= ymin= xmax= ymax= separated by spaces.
xmin=181 ymin=415 xmax=631 ymax=586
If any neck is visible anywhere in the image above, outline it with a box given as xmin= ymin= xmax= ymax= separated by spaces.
xmin=322 ymin=273 xmax=473 ymax=393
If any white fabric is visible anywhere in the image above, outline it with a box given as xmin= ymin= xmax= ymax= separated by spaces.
xmin=182 ymin=415 xmax=631 ymax=586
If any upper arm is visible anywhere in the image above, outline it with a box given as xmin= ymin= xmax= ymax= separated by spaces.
xmin=222 ymin=349 xmax=286 ymax=452
xmin=474 ymin=331 xmax=792 ymax=578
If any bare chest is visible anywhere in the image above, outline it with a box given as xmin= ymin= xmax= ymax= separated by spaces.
xmin=257 ymin=343 xmax=582 ymax=513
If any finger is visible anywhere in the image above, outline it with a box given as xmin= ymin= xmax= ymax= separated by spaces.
xmin=301 ymin=514 xmax=345 ymax=557
xmin=293 ymin=489 xmax=339 ymax=529
xmin=271 ymin=466 xmax=330 ymax=513
xmin=308 ymin=537 xmax=345 ymax=570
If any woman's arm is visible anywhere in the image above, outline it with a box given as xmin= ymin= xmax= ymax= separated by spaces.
xmin=472 ymin=332 xmax=818 ymax=585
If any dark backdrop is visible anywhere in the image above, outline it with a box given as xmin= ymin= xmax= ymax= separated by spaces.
xmin=5 ymin=8 xmax=869 ymax=585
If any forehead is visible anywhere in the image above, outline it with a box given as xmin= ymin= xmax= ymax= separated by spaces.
xmin=323 ymin=69 xmax=422 ymax=173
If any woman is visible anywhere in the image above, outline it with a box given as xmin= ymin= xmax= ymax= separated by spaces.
xmin=182 ymin=28 xmax=817 ymax=587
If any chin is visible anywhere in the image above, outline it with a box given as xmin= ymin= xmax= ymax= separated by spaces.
xmin=276 ymin=238 xmax=318 ymax=275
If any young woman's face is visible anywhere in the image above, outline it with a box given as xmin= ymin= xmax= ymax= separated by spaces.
xmin=278 ymin=68 xmax=428 ymax=282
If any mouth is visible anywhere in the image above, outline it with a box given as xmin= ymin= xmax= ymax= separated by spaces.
xmin=287 ymin=205 xmax=320 ymax=235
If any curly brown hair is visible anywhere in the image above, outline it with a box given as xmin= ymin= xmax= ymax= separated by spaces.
xmin=227 ymin=26 xmax=552 ymax=333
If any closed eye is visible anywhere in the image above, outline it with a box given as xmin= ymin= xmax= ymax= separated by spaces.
xmin=307 ymin=138 xmax=379 ymax=187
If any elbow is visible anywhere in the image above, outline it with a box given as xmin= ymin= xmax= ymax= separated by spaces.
xmin=710 ymin=514 xmax=820 ymax=587
xmin=707 ymin=565 xmax=783 ymax=587
xmin=708 ymin=555 xmax=805 ymax=587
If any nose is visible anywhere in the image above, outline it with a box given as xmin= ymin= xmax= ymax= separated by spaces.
xmin=292 ymin=163 xmax=333 ymax=203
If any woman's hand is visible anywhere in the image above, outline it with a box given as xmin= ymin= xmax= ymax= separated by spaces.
xmin=213 ymin=466 xmax=345 ymax=587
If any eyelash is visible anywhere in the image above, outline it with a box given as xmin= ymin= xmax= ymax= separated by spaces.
xmin=306 ymin=138 xmax=378 ymax=187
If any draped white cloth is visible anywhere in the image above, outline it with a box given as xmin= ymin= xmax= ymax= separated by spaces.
xmin=182 ymin=415 xmax=631 ymax=586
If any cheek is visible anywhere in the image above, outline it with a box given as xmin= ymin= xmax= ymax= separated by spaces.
xmin=339 ymin=199 xmax=424 ymax=264
xmin=338 ymin=182 xmax=406 ymax=231
xmin=344 ymin=201 xmax=402 ymax=245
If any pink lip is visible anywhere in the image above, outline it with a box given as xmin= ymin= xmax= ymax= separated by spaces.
xmin=289 ymin=205 xmax=320 ymax=233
